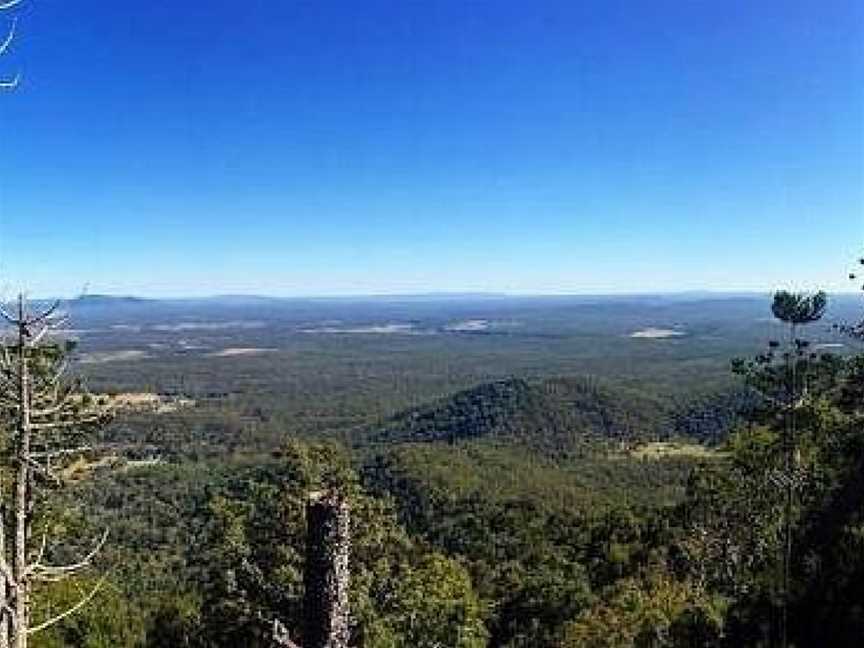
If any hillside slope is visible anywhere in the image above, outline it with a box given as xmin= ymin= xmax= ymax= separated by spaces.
xmin=366 ymin=377 xmax=667 ymax=452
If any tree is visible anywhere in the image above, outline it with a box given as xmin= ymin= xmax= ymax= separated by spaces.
xmin=767 ymin=290 xmax=826 ymax=648
xmin=190 ymin=440 xmax=488 ymax=647
xmin=0 ymin=297 xmax=112 ymax=648
xmin=562 ymin=568 xmax=724 ymax=648
xmin=721 ymin=290 xmax=830 ymax=646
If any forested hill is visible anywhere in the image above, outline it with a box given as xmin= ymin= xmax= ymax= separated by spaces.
xmin=366 ymin=376 xmax=668 ymax=451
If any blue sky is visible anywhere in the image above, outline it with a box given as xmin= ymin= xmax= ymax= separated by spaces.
xmin=0 ymin=0 xmax=861 ymax=297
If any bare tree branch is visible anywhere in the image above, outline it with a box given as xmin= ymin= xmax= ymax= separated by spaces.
xmin=26 ymin=576 xmax=107 ymax=635
xmin=23 ymin=458 xmax=61 ymax=488
xmin=0 ymin=294 xmax=113 ymax=647
xmin=0 ymin=18 xmax=16 ymax=57
xmin=27 ymin=530 xmax=108 ymax=582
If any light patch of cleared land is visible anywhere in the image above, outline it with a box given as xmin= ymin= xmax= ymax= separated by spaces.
xmin=110 ymin=392 xmax=195 ymax=414
xmin=630 ymin=328 xmax=686 ymax=339
xmin=61 ymin=455 xmax=123 ymax=482
xmin=445 ymin=319 xmax=490 ymax=332
xmin=79 ymin=350 xmax=148 ymax=364
xmin=207 ymin=347 xmax=278 ymax=357
xmin=153 ymin=320 xmax=265 ymax=332
xmin=177 ymin=340 xmax=208 ymax=351
xmin=123 ymin=457 xmax=164 ymax=470
xmin=63 ymin=455 xmax=165 ymax=481
xmin=299 ymin=323 xmax=418 ymax=334
xmin=630 ymin=441 xmax=720 ymax=460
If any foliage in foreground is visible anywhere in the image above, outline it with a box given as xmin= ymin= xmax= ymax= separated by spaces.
xmin=189 ymin=441 xmax=487 ymax=647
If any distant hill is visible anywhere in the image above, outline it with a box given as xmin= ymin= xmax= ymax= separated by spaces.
xmin=366 ymin=377 xmax=668 ymax=452
xmin=71 ymin=294 xmax=150 ymax=306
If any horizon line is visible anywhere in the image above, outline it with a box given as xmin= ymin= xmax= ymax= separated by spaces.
xmin=26 ymin=288 xmax=861 ymax=302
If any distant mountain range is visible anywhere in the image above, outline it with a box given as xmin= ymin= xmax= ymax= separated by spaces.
xmin=33 ymin=291 xmax=861 ymax=305
xmin=73 ymin=294 xmax=151 ymax=305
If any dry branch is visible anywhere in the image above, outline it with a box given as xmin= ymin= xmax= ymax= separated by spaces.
xmin=0 ymin=296 xmax=112 ymax=647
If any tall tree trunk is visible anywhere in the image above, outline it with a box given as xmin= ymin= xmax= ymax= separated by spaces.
xmin=0 ymin=475 xmax=8 ymax=648
xmin=780 ymin=322 xmax=797 ymax=648
xmin=303 ymin=491 xmax=350 ymax=648
xmin=13 ymin=298 xmax=29 ymax=648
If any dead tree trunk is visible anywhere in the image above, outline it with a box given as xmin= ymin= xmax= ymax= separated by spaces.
xmin=0 ymin=296 xmax=112 ymax=646
xmin=303 ymin=491 xmax=350 ymax=648
xmin=12 ymin=296 xmax=30 ymax=648
xmin=0 ymin=3 xmax=23 ymax=643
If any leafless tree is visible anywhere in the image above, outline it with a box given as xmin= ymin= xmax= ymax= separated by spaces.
xmin=0 ymin=2 xmax=22 ymax=644
xmin=0 ymin=296 xmax=112 ymax=648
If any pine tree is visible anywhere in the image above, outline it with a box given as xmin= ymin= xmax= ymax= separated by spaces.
xmin=731 ymin=290 xmax=826 ymax=647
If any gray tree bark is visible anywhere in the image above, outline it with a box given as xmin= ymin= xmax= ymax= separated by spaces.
xmin=303 ymin=491 xmax=350 ymax=648
xmin=12 ymin=296 xmax=30 ymax=648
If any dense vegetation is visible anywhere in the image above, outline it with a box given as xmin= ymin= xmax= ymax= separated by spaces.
xmin=7 ymin=295 xmax=861 ymax=646
xmin=365 ymin=376 xmax=666 ymax=451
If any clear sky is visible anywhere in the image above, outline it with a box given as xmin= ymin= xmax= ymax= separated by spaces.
xmin=0 ymin=0 xmax=861 ymax=297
